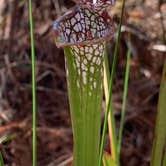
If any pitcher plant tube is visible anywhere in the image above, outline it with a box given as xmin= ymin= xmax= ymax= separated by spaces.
xmin=53 ymin=1 xmax=115 ymax=165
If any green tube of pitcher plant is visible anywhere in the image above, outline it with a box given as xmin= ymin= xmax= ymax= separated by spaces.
xmin=53 ymin=1 xmax=115 ymax=165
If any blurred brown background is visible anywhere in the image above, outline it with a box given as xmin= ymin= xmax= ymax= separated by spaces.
xmin=0 ymin=0 xmax=165 ymax=165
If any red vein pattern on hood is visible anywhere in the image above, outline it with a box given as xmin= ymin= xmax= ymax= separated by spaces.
xmin=53 ymin=6 xmax=114 ymax=47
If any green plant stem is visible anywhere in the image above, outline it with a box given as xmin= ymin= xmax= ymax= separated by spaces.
xmin=0 ymin=151 xmax=4 ymax=166
xmin=151 ymin=59 xmax=166 ymax=166
xmin=98 ymin=0 xmax=127 ymax=165
xmin=28 ymin=0 xmax=37 ymax=166
xmin=117 ymin=48 xmax=131 ymax=155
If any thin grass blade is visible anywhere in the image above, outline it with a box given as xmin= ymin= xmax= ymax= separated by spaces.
xmin=117 ymin=48 xmax=131 ymax=154
xmin=98 ymin=0 xmax=127 ymax=165
xmin=28 ymin=0 xmax=37 ymax=165
xmin=103 ymin=52 xmax=118 ymax=161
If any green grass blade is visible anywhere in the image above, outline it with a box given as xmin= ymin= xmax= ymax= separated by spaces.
xmin=28 ymin=0 xmax=37 ymax=166
xmin=0 ymin=152 xmax=4 ymax=166
xmin=103 ymin=52 xmax=118 ymax=162
xmin=151 ymin=59 xmax=166 ymax=166
xmin=117 ymin=48 xmax=131 ymax=155
xmin=99 ymin=52 xmax=117 ymax=166
xmin=98 ymin=0 xmax=127 ymax=165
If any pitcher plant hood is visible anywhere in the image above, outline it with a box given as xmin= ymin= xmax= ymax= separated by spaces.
xmin=53 ymin=0 xmax=116 ymax=48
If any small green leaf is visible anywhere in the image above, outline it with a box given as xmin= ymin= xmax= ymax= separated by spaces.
xmin=0 ymin=133 xmax=16 ymax=144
